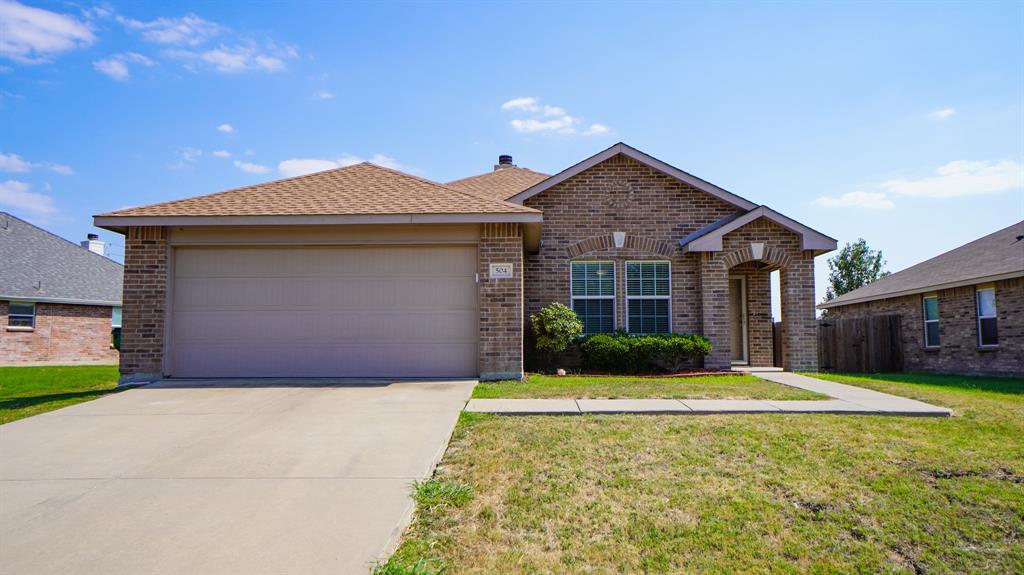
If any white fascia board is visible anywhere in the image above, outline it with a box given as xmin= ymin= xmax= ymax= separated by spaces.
xmin=817 ymin=270 xmax=1024 ymax=309
xmin=508 ymin=142 xmax=759 ymax=211
xmin=0 ymin=294 xmax=121 ymax=307
xmin=94 ymin=212 xmax=543 ymax=230
xmin=680 ymin=206 xmax=837 ymax=253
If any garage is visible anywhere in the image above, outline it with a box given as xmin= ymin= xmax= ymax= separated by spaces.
xmin=168 ymin=244 xmax=479 ymax=378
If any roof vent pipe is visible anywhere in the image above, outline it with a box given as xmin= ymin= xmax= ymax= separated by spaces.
xmin=494 ymin=154 xmax=515 ymax=171
xmin=81 ymin=233 xmax=105 ymax=256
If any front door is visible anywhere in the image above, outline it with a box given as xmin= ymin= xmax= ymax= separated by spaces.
xmin=728 ymin=277 xmax=748 ymax=364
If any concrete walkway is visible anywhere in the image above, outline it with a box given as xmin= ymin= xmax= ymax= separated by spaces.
xmin=465 ymin=372 xmax=952 ymax=417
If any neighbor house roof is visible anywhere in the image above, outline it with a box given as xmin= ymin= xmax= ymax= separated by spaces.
xmin=0 ymin=212 xmax=122 ymax=306
xmin=447 ymin=167 xmax=550 ymax=201
xmin=95 ymin=162 xmax=542 ymax=230
xmin=679 ymin=206 xmax=837 ymax=254
xmin=819 ymin=220 xmax=1024 ymax=309
xmin=507 ymin=142 xmax=759 ymax=210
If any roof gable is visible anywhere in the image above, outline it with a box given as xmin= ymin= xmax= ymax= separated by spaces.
xmin=679 ymin=206 xmax=837 ymax=254
xmin=820 ymin=220 xmax=1024 ymax=309
xmin=507 ymin=142 xmax=758 ymax=210
xmin=0 ymin=212 xmax=122 ymax=305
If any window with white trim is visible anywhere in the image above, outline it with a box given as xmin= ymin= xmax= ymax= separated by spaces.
xmin=976 ymin=287 xmax=998 ymax=346
xmin=8 ymin=301 xmax=35 ymax=328
xmin=626 ymin=261 xmax=671 ymax=334
xmin=922 ymin=294 xmax=940 ymax=347
xmin=571 ymin=261 xmax=615 ymax=335
xmin=111 ymin=306 xmax=122 ymax=328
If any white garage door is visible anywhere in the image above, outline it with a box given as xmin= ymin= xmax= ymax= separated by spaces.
xmin=169 ymin=245 xmax=478 ymax=378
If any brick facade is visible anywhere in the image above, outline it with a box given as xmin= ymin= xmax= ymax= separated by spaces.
xmin=827 ymin=278 xmax=1023 ymax=376
xmin=119 ymin=226 xmax=168 ymax=382
xmin=0 ymin=301 xmax=119 ymax=364
xmin=523 ymin=154 xmax=821 ymax=371
xmin=478 ymin=223 xmax=525 ymax=380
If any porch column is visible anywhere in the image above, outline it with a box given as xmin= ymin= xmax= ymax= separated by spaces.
xmin=700 ymin=253 xmax=731 ymax=370
xmin=780 ymin=252 xmax=818 ymax=372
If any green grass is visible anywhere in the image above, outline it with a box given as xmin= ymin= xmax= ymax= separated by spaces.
xmin=472 ymin=373 xmax=826 ymax=400
xmin=384 ymin=373 xmax=1024 ymax=574
xmin=0 ymin=365 xmax=121 ymax=424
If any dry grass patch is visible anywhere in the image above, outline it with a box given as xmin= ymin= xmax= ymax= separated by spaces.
xmin=381 ymin=375 xmax=1024 ymax=574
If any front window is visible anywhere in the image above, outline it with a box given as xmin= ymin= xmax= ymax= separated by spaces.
xmin=626 ymin=261 xmax=671 ymax=333
xmin=571 ymin=261 xmax=615 ymax=335
xmin=922 ymin=294 xmax=940 ymax=347
xmin=112 ymin=306 xmax=122 ymax=328
xmin=977 ymin=287 xmax=998 ymax=346
xmin=8 ymin=301 xmax=35 ymax=328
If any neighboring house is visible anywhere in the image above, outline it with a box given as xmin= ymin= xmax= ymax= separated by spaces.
xmin=94 ymin=143 xmax=837 ymax=383
xmin=0 ymin=212 xmax=123 ymax=365
xmin=819 ymin=221 xmax=1024 ymax=376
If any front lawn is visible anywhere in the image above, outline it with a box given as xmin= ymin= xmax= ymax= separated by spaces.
xmin=472 ymin=373 xmax=825 ymax=400
xmin=381 ymin=373 xmax=1024 ymax=574
xmin=0 ymin=365 xmax=121 ymax=424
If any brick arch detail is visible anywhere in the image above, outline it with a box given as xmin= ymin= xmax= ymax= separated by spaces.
xmin=719 ymin=243 xmax=792 ymax=270
xmin=565 ymin=233 xmax=675 ymax=258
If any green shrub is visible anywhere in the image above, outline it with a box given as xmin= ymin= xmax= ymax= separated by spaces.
xmin=530 ymin=302 xmax=584 ymax=355
xmin=579 ymin=331 xmax=711 ymax=374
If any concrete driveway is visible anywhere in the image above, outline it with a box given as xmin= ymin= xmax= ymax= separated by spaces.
xmin=0 ymin=378 xmax=476 ymax=575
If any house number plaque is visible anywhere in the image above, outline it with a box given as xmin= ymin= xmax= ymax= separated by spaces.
xmin=489 ymin=263 xmax=514 ymax=279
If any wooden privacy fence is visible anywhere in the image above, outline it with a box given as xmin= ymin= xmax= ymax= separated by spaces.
xmin=818 ymin=314 xmax=904 ymax=373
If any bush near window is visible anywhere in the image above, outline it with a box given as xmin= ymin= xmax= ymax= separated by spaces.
xmin=580 ymin=331 xmax=712 ymax=374
xmin=530 ymin=302 xmax=584 ymax=358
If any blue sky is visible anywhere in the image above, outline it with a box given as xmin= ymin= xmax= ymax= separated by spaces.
xmin=2 ymin=1 xmax=1022 ymax=309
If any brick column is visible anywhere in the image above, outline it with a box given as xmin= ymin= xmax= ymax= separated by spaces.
xmin=745 ymin=270 xmax=774 ymax=367
xmin=119 ymin=226 xmax=168 ymax=383
xmin=478 ymin=223 xmax=524 ymax=380
xmin=700 ymin=253 xmax=731 ymax=370
xmin=780 ymin=253 xmax=818 ymax=372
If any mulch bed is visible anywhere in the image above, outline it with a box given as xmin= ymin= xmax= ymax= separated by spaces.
xmin=527 ymin=370 xmax=738 ymax=379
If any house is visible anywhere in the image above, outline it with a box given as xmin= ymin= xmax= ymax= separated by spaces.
xmin=0 ymin=212 xmax=123 ymax=365
xmin=819 ymin=221 xmax=1024 ymax=376
xmin=94 ymin=143 xmax=837 ymax=383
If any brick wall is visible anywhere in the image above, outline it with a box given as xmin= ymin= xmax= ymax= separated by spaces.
xmin=478 ymin=223 xmax=524 ymax=380
xmin=0 ymin=301 xmax=119 ymax=364
xmin=119 ymin=226 xmax=168 ymax=382
xmin=732 ymin=262 xmax=774 ymax=367
xmin=522 ymin=153 xmax=822 ymax=371
xmin=827 ymin=277 xmax=1023 ymax=376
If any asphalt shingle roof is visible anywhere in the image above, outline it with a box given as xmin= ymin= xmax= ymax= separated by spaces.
xmin=0 ymin=212 xmax=123 ymax=305
xmin=821 ymin=220 xmax=1024 ymax=308
xmin=446 ymin=167 xmax=551 ymax=201
xmin=99 ymin=162 xmax=539 ymax=217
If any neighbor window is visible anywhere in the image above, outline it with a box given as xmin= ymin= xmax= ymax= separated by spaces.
xmin=111 ymin=306 xmax=122 ymax=328
xmin=8 ymin=301 xmax=35 ymax=328
xmin=571 ymin=261 xmax=615 ymax=335
xmin=976 ymin=287 xmax=998 ymax=346
xmin=626 ymin=261 xmax=671 ymax=334
xmin=922 ymin=294 xmax=940 ymax=347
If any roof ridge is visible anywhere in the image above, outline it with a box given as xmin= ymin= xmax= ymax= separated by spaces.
xmin=97 ymin=162 xmax=381 ymax=217
xmin=0 ymin=211 xmax=122 ymax=269
xmin=365 ymin=162 xmax=540 ymax=213
xmin=446 ymin=166 xmax=550 ymax=186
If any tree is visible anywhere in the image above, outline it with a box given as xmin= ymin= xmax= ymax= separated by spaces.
xmin=824 ymin=238 xmax=890 ymax=302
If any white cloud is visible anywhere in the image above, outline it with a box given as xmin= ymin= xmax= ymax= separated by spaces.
xmin=930 ymin=107 xmax=956 ymax=120
xmin=0 ymin=0 xmax=95 ymax=63
xmin=0 ymin=152 xmax=74 ymax=174
xmin=501 ymin=97 xmax=538 ymax=112
xmin=502 ymin=96 xmax=608 ymax=136
xmin=168 ymin=147 xmax=201 ymax=169
xmin=0 ymin=152 xmax=33 ymax=172
xmin=277 ymin=154 xmax=403 ymax=177
xmin=880 ymin=160 xmax=1023 ymax=198
xmin=166 ymin=43 xmax=297 ymax=74
xmin=117 ymin=13 xmax=222 ymax=46
xmin=0 ymin=180 xmax=57 ymax=217
xmin=212 ymin=150 xmax=231 ymax=158
xmin=93 ymin=52 xmax=154 ymax=81
xmin=814 ymin=191 xmax=894 ymax=210
xmin=312 ymin=90 xmax=335 ymax=100
xmin=234 ymin=160 xmax=270 ymax=174
xmin=216 ymin=123 xmax=234 ymax=134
